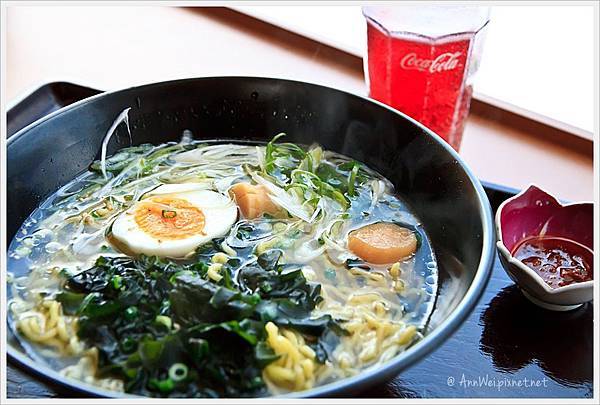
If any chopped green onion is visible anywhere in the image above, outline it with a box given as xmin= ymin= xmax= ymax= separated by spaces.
xmin=123 ymin=367 xmax=138 ymax=379
xmin=124 ymin=306 xmax=138 ymax=320
xmin=111 ymin=275 xmax=122 ymax=289
xmin=168 ymin=363 xmax=189 ymax=382
xmin=149 ymin=377 xmax=175 ymax=393
xmin=155 ymin=315 xmax=172 ymax=329
xmin=121 ymin=337 xmax=137 ymax=353
xmin=189 ymin=338 xmax=209 ymax=361
xmin=162 ymin=210 xmax=177 ymax=219
xmin=259 ymin=281 xmax=273 ymax=293
xmin=248 ymin=376 xmax=263 ymax=388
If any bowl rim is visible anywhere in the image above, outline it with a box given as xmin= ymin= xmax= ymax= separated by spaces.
xmin=495 ymin=183 xmax=594 ymax=296
xmin=6 ymin=75 xmax=496 ymax=398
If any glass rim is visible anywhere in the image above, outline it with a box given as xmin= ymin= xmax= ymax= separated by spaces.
xmin=363 ymin=10 xmax=490 ymax=43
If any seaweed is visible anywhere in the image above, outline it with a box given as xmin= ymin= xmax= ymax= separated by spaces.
xmin=61 ymin=246 xmax=345 ymax=397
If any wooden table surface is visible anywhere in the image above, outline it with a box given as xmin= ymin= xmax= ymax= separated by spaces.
xmin=6 ymin=6 xmax=594 ymax=201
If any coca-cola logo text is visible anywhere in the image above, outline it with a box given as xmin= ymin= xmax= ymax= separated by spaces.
xmin=400 ymin=52 xmax=462 ymax=73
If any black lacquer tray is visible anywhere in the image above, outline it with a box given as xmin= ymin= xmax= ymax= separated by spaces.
xmin=5 ymin=82 xmax=593 ymax=399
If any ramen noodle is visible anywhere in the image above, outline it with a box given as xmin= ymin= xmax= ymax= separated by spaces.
xmin=7 ymin=133 xmax=438 ymax=397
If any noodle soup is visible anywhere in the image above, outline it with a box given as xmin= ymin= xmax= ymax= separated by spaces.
xmin=7 ymin=134 xmax=438 ymax=397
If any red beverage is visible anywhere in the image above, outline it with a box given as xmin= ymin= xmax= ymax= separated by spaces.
xmin=364 ymin=7 xmax=489 ymax=151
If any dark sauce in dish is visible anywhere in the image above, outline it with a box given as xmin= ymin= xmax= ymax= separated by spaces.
xmin=512 ymin=236 xmax=593 ymax=289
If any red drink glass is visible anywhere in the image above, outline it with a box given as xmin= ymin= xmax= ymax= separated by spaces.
xmin=363 ymin=6 xmax=490 ymax=151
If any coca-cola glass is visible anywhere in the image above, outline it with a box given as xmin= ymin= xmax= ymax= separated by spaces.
xmin=363 ymin=6 xmax=490 ymax=151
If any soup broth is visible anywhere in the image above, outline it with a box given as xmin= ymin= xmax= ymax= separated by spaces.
xmin=8 ymin=135 xmax=438 ymax=397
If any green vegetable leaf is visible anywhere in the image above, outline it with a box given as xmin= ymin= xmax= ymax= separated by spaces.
xmin=255 ymin=341 xmax=280 ymax=367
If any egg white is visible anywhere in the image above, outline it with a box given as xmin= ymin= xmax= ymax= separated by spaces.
xmin=111 ymin=184 xmax=237 ymax=258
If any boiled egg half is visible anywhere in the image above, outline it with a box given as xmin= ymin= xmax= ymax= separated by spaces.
xmin=111 ymin=183 xmax=237 ymax=258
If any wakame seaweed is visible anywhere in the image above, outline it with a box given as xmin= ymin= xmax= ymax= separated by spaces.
xmin=59 ymin=245 xmax=345 ymax=397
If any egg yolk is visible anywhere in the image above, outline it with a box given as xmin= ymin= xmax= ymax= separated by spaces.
xmin=134 ymin=196 xmax=205 ymax=240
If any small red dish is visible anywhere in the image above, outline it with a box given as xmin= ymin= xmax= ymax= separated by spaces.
xmin=496 ymin=184 xmax=594 ymax=311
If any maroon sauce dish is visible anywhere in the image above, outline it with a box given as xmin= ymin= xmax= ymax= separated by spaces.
xmin=496 ymin=184 xmax=593 ymax=311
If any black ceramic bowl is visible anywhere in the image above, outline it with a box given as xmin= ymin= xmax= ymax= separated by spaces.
xmin=6 ymin=77 xmax=495 ymax=397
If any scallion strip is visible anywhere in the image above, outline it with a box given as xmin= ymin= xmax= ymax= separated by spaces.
xmin=348 ymin=162 xmax=360 ymax=196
